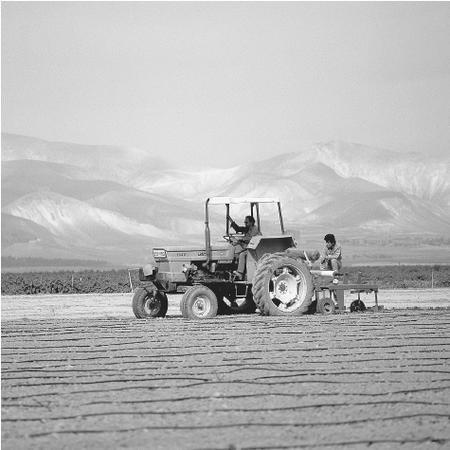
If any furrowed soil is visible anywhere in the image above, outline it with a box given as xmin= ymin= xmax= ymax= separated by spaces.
xmin=2 ymin=291 xmax=450 ymax=449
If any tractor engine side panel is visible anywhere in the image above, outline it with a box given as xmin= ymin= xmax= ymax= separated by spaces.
xmin=151 ymin=245 xmax=235 ymax=292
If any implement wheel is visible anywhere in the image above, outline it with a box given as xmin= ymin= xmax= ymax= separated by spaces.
xmin=316 ymin=297 xmax=336 ymax=315
xmin=132 ymin=286 xmax=168 ymax=318
xmin=252 ymin=255 xmax=314 ymax=316
xmin=181 ymin=285 xmax=218 ymax=319
xmin=350 ymin=299 xmax=366 ymax=312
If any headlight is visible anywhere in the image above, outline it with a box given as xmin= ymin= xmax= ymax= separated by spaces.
xmin=152 ymin=248 xmax=167 ymax=259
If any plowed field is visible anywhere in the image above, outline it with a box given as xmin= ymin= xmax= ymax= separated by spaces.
xmin=2 ymin=292 xmax=450 ymax=449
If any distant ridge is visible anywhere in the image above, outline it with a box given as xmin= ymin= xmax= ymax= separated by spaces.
xmin=2 ymin=132 xmax=449 ymax=265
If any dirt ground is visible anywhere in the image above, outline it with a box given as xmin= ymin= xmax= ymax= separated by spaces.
xmin=2 ymin=288 xmax=450 ymax=322
xmin=2 ymin=290 xmax=450 ymax=449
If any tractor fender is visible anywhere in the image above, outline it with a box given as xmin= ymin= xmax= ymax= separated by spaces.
xmin=246 ymin=235 xmax=297 ymax=281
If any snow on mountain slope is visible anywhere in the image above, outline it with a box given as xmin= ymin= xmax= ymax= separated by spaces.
xmin=218 ymin=142 xmax=450 ymax=207
xmin=87 ymin=189 xmax=204 ymax=236
xmin=303 ymin=190 xmax=450 ymax=233
xmin=313 ymin=141 xmax=450 ymax=205
xmin=1 ymin=133 xmax=170 ymax=184
xmin=129 ymin=166 xmax=243 ymax=200
xmin=2 ymin=191 xmax=168 ymax=244
xmin=374 ymin=194 xmax=450 ymax=233
xmin=215 ymin=163 xmax=450 ymax=234
xmin=207 ymin=162 xmax=391 ymax=221
xmin=4 ymin=133 xmax=448 ymax=206
xmin=129 ymin=143 xmax=450 ymax=210
xmin=2 ymin=132 xmax=449 ymax=264
xmin=2 ymin=159 xmax=129 ymax=205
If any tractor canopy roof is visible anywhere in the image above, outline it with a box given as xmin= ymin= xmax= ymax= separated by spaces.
xmin=207 ymin=197 xmax=280 ymax=205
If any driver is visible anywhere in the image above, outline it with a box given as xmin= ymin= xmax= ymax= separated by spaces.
xmin=227 ymin=215 xmax=261 ymax=280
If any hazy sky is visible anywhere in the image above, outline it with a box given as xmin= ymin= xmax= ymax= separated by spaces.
xmin=2 ymin=1 xmax=449 ymax=168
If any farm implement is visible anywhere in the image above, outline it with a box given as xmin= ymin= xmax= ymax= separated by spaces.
xmin=132 ymin=197 xmax=381 ymax=319
xmin=310 ymin=270 xmax=381 ymax=314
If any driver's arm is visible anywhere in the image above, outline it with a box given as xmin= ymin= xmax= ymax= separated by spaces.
xmin=230 ymin=222 xmax=246 ymax=233
xmin=227 ymin=215 xmax=247 ymax=234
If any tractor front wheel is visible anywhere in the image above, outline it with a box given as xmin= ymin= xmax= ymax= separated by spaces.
xmin=252 ymin=255 xmax=314 ymax=316
xmin=132 ymin=286 xmax=168 ymax=318
xmin=181 ymin=285 xmax=219 ymax=319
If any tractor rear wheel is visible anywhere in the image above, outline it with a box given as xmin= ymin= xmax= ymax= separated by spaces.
xmin=132 ymin=286 xmax=168 ymax=318
xmin=252 ymin=255 xmax=313 ymax=316
xmin=181 ymin=285 xmax=219 ymax=319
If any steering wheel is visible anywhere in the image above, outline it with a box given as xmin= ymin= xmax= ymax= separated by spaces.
xmin=223 ymin=234 xmax=243 ymax=244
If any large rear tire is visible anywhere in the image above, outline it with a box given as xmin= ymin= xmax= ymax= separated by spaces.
xmin=180 ymin=285 xmax=219 ymax=319
xmin=132 ymin=286 xmax=168 ymax=318
xmin=252 ymin=255 xmax=313 ymax=316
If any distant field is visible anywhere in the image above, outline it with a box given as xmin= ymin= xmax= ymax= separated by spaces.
xmin=1 ymin=265 xmax=449 ymax=296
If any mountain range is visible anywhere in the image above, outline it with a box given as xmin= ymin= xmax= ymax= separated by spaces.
xmin=2 ymin=133 xmax=449 ymax=268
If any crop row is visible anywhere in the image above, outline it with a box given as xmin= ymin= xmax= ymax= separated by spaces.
xmin=0 ymin=270 xmax=140 ymax=295
xmin=1 ymin=265 xmax=449 ymax=296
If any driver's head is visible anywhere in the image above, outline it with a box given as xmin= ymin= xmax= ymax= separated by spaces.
xmin=244 ymin=216 xmax=255 ymax=227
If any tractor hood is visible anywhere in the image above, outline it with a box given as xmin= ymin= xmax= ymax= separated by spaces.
xmin=157 ymin=245 xmax=207 ymax=252
xmin=152 ymin=244 xmax=233 ymax=262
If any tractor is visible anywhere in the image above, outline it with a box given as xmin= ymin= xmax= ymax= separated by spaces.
xmin=132 ymin=197 xmax=323 ymax=319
